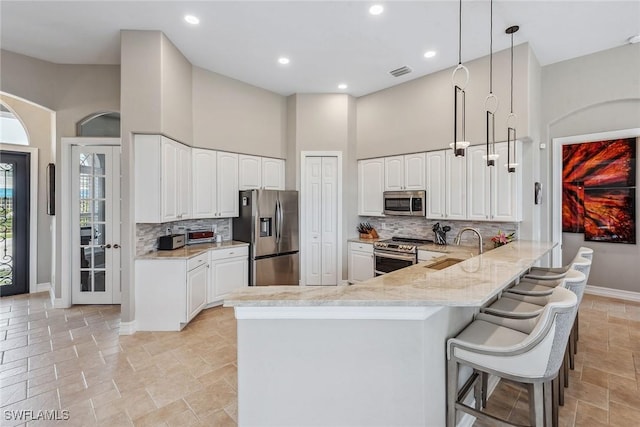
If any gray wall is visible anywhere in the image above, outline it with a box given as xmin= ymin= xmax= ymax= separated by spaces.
xmin=541 ymin=43 xmax=640 ymax=292
xmin=192 ymin=67 xmax=287 ymax=157
xmin=0 ymin=93 xmax=54 ymax=286
xmin=357 ymin=44 xmax=531 ymax=158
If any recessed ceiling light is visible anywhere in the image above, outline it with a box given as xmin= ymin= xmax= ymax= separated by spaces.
xmin=278 ymin=57 xmax=290 ymax=65
xmin=184 ymin=15 xmax=200 ymax=25
xmin=423 ymin=50 xmax=437 ymax=58
xmin=369 ymin=4 xmax=384 ymax=16
xmin=338 ymin=84 xmax=348 ymax=90
xmin=628 ymin=34 xmax=640 ymax=44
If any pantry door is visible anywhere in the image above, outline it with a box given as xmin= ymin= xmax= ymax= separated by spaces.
xmin=71 ymin=145 xmax=121 ymax=304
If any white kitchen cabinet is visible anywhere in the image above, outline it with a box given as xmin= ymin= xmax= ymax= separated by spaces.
xmin=384 ymin=153 xmax=426 ymax=191
xmin=192 ymin=148 xmax=217 ymax=218
xmin=135 ymin=252 xmax=209 ymax=331
xmin=217 ymin=152 xmax=239 ymax=217
xmin=348 ymin=242 xmax=374 ymax=283
xmin=135 ymin=134 xmax=191 ymax=223
xmin=208 ymin=246 xmax=249 ymax=303
xmin=425 ymin=149 xmax=466 ymax=220
xmin=239 ymin=156 xmax=285 ymax=190
xmin=192 ymin=149 xmax=239 ymax=218
xmin=261 ymin=157 xmax=285 ymax=190
xmin=239 ymin=154 xmax=262 ymax=190
xmin=357 ymin=158 xmax=385 ymax=216
xmin=466 ymin=142 xmax=522 ymax=221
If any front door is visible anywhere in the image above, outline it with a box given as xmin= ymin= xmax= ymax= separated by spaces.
xmin=0 ymin=151 xmax=29 ymax=296
xmin=71 ymin=145 xmax=120 ymax=304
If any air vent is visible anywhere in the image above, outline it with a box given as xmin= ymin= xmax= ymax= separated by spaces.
xmin=389 ymin=66 xmax=412 ymax=77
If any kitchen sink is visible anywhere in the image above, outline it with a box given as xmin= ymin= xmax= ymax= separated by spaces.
xmin=425 ymin=257 xmax=464 ymax=270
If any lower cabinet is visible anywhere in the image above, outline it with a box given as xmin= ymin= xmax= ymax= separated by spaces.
xmin=135 ymin=252 xmax=209 ymax=331
xmin=348 ymin=242 xmax=374 ymax=283
xmin=208 ymin=246 xmax=249 ymax=304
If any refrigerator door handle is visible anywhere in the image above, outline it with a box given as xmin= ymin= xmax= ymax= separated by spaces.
xmin=278 ymin=199 xmax=284 ymax=243
xmin=275 ymin=199 xmax=281 ymax=243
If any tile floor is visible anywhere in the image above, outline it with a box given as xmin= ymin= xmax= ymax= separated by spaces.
xmin=1 ymin=291 xmax=639 ymax=426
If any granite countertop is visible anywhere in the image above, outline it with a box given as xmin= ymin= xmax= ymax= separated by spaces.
xmin=136 ymin=240 xmax=249 ymax=260
xmin=347 ymin=236 xmax=478 ymax=255
xmin=225 ymin=241 xmax=555 ymax=308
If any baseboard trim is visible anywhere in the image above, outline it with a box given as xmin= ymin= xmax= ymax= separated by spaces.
xmin=31 ymin=282 xmax=51 ymax=294
xmin=119 ymin=320 xmax=137 ymax=335
xmin=53 ymin=298 xmax=71 ymax=309
xmin=585 ymin=285 xmax=640 ymax=302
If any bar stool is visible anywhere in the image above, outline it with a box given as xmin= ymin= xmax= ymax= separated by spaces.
xmin=523 ymin=248 xmax=589 ymax=280
xmin=447 ymin=287 xmax=577 ymax=427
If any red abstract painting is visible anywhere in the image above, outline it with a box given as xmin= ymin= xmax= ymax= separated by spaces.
xmin=562 ymin=137 xmax=637 ymax=244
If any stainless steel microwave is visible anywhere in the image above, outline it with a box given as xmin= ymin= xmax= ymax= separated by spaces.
xmin=383 ymin=190 xmax=426 ymax=216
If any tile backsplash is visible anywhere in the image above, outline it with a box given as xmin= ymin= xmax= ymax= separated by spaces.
xmin=136 ymin=218 xmax=232 ymax=256
xmin=358 ymin=216 xmax=518 ymax=250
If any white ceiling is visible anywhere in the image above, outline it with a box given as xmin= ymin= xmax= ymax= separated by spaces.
xmin=1 ymin=1 xmax=639 ymax=97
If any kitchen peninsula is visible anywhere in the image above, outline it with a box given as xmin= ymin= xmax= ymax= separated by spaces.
xmin=225 ymin=241 xmax=555 ymax=426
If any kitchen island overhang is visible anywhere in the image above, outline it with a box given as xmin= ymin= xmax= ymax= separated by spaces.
xmin=225 ymin=241 xmax=556 ymax=427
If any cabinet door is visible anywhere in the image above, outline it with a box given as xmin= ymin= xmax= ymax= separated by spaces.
xmin=348 ymin=250 xmax=374 ymax=283
xmin=404 ymin=153 xmax=426 ymax=190
xmin=357 ymin=159 xmax=385 ymax=216
xmin=262 ymin=158 xmax=285 ymax=190
xmin=161 ymin=138 xmax=178 ymax=221
xmin=187 ymin=265 xmax=208 ymax=322
xmin=211 ymin=257 xmax=248 ymax=300
xmin=426 ymin=151 xmax=446 ymax=219
xmin=492 ymin=141 xmax=522 ymax=221
xmin=239 ymin=155 xmax=262 ymax=190
xmin=384 ymin=156 xmax=404 ymax=191
xmin=446 ymin=150 xmax=467 ymax=220
xmin=217 ymin=152 xmax=239 ymax=217
xmin=177 ymin=144 xmax=191 ymax=219
xmin=192 ymin=149 xmax=217 ymax=218
xmin=466 ymin=145 xmax=491 ymax=220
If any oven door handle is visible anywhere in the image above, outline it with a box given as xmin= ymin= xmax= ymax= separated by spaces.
xmin=374 ymin=251 xmax=417 ymax=261
xmin=409 ymin=196 xmax=413 ymax=215
xmin=374 ymin=270 xmax=387 ymax=275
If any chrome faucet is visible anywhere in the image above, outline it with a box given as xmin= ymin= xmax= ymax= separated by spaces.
xmin=453 ymin=227 xmax=483 ymax=254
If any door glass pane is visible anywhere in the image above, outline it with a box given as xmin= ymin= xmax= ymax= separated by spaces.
xmin=80 ymin=247 xmax=92 ymax=269
xmin=94 ymin=177 xmax=105 ymax=198
xmin=94 ymin=224 xmax=105 ymax=246
xmin=80 ymin=270 xmax=92 ymax=292
xmin=93 ymin=200 xmax=105 ymax=222
xmin=94 ymin=271 xmax=105 ymax=292
xmin=94 ymin=154 xmax=105 ymax=176
xmin=0 ymin=162 xmax=14 ymax=287
xmin=94 ymin=247 xmax=105 ymax=269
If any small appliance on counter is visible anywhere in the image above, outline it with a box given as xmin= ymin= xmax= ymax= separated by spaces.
xmin=186 ymin=226 xmax=216 ymax=245
xmin=157 ymin=234 xmax=186 ymax=250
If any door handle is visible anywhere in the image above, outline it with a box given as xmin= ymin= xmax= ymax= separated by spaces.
xmin=101 ymin=244 xmax=111 ymax=249
xmin=113 ymin=244 xmax=120 ymax=249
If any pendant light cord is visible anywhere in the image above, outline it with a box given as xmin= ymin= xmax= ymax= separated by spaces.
xmin=510 ymin=32 xmax=514 ymax=113
xmin=489 ymin=0 xmax=493 ymax=94
xmin=458 ymin=0 xmax=462 ymax=65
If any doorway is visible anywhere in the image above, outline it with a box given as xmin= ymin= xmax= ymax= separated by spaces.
xmin=71 ymin=145 xmax=121 ymax=304
xmin=301 ymin=153 xmax=342 ymax=285
xmin=0 ymin=151 xmax=30 ymax=296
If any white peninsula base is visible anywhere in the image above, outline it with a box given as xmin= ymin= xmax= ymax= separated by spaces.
xmin=235 ymin=305 xmax=478 ymax=427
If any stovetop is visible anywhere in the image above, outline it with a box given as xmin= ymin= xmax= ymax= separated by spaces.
xmin=374 ymin=236 xmax=434 ymax=253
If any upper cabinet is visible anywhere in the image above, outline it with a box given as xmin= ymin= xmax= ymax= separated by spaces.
xmin=191 ymin=149 xmax=239 ymax=219
xmin=135 ymin=134 xmax=191 ymax=223
xmin=384 ymin=153 xmax=426 ymax=191
xmin=239 ymin=155 xmax=285 ymax=190
xmin=467 ymin=142 xmax=522 ymax=221
xmin=425 ymin=149 xmax=466 ymax=220
xmin=358 ymin=158 xmax=385 ymax=217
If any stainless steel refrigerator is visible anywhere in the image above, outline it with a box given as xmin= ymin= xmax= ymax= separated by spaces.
xmin=233 ymin=190 xmax=299 ymax=286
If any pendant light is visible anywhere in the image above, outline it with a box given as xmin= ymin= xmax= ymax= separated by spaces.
xmin=483 ymin=0 xmax=499 ymax=167
xmin=505 ymin=25 xmax=519 ymax=173
xmin=449 ymin=0 xmax=470 ymax=157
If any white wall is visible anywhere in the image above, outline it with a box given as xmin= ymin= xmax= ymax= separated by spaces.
xmin=541 ymin=43 xmax=640 ymax=292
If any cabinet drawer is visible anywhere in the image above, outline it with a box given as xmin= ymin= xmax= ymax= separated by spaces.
xmin=209 ymin=246 xmax=248 ymax=260
xmin=188 ymin=253 xmax=209 ymax=271
xmin=349 ymin=241 xmax=373 ymax=254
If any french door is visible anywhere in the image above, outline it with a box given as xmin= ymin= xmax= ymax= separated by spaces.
xmin=71 ymin=145 xmax=121 ymax=304
xmin=0 ymin=151 xmax=29 ymax=296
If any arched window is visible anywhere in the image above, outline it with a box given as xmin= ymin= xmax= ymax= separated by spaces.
xmin=76 ymin=112 xmax=120 ymax=137
xmin=0 ymin=103 xmax=29 ymax=145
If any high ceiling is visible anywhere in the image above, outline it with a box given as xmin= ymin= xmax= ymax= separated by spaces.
xmin=1 ymin=1 xmax=639 ymax=97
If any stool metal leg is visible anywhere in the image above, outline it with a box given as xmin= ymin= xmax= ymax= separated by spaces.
xmin=544 ymin=380 xmax=553 ymax=427
xmin=481 ymin=372 xmax=488 ymax=408
xmin=447 ymin=359 xmax=458 ymax=427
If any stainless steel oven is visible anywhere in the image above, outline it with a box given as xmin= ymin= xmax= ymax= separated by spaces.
xmin=373 ymin=249 xmax=417 ymax=276
xmin=383 ymin=190 xmax=426 ymax=216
